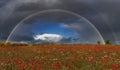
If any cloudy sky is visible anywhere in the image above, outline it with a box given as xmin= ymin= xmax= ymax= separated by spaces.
xmin=0 ymin=0 xmax=120 ymax=44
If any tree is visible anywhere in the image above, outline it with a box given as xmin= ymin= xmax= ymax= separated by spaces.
xmin=97 ymin=41 xmax=101 ymax=45
xmin=105 ymin=40 xmax=112 ymax=45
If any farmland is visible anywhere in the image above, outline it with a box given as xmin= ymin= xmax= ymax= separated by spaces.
xmin=0 ymin=45 xmax=120 ymax=70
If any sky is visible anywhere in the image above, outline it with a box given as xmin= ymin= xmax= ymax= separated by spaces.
xmin=31 ymin=22 xmax=78 ymax=38
xmin=9 ymin=18 xmax=103 ymax=44
xmin=0 ymin=0 xmax=120 ymax=44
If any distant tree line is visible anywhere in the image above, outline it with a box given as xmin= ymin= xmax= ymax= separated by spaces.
xmin=97 ymin=40 xmax=112 ymax=45
xmin=0 ymin=40 xmax=112 ymax=47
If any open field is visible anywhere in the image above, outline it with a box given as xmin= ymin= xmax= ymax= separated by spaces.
xmin=0 ymin=45 xmax=120 ymax=70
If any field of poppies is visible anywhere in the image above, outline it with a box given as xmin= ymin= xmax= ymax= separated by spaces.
xmin=0 ymin=45 xmax=120 ymax=70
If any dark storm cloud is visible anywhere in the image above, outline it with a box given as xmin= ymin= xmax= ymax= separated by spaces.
xmin=9 ymin=23 xmax=34 ymax=42
xmin=15 ymin=3 xmax=43 ymax=12
xmin=0 ymin=0 xmax=8 ymax=7
xmin=62 ymin=21 xmax=103 ymax=43
xmin=0 ymin=0 xmax=120 ymax=44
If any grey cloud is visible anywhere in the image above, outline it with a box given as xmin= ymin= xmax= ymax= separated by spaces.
xmin=62 ymin=22 xmax=102 ymax=42
xmin=0 ymin=0 xmax=61 ymax=23
xmin=0 ymin=0 xmax=120 ymax=44
xmin=8 ymin=23 xmax=34 ymax=42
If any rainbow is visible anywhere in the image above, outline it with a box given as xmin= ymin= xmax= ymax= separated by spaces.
xmin=6 ymin=9 xmax=105 ymax=44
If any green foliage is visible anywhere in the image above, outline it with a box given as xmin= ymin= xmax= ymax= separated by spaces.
xmin=0 ymin=42 xmax=10 ymax=46
xmin=97 ymin=41 xmax=101 ymax=45
xmin=105 ymin=40 xmax=112 ymax=45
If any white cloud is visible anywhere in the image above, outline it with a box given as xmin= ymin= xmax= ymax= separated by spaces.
xmin=33 ymin=33 xmax=62 ymax=43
